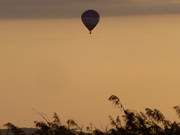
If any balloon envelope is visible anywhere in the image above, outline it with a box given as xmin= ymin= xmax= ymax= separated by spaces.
xmin=81 ymin=10 xmax=100 ymax=34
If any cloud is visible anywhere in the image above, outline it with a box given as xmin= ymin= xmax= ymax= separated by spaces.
xmin=1 ymin=0 xmax=180 ymax=19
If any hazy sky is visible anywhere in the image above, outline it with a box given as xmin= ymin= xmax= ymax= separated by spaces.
xmin=1 ymin=0 xmax=180 ymax=18
xmin=1 ymin=15 xmax=180 ymax=127
xmin=1 ymin=0 xmax=180 ymax=129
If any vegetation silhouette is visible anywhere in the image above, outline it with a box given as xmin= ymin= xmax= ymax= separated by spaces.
xmin=2 ymin=95 xmax=180 ymax=135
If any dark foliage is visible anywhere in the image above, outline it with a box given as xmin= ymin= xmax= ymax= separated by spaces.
xmin=3 ymin=95 xmax=180 ymax=135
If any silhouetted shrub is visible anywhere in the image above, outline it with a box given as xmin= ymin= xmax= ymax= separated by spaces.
xmin=3 ymin=95 xmax=180 ymax=135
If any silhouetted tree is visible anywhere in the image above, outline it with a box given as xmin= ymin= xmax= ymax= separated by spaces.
xmin=4 ymin=95 xmax=180 ymax=135
xmin=4 ymin=123 xmax=25 ymax=135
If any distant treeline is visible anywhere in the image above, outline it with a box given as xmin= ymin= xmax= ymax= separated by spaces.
xmin=1 ymin=95 xmax=180 ymax=135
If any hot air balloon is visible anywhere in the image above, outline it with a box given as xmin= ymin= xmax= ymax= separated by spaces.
xmin=81 ymin=9 xmax=100 ymax=34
